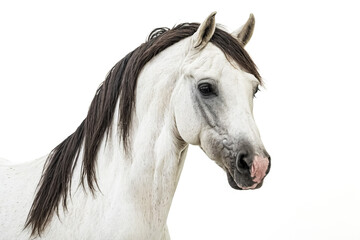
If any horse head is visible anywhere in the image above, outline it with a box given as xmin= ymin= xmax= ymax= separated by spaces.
xmin=173 ymin=12 xmax=270 ymax=190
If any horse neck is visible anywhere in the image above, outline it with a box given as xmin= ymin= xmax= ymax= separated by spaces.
xmin=93 ymin=41 xmax=189 ymax=227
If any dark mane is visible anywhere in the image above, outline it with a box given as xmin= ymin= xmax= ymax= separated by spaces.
xmin=25 ymin=23 xmax=261 ymax=236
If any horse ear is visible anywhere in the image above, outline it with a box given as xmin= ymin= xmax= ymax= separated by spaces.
xmin=231 ymin=14 xmax=255 ymax=47
xmin=192 ymin=11 xmax=217 ymax=50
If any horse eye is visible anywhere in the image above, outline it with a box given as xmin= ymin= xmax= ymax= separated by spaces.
xmin=198 ymin=83 xmax=214 ymax=96
xmin=253 ymin=86 xmax=260 ymax=98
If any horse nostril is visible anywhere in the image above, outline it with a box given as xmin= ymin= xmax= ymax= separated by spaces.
xmin=236 ymin=152 xmax=251 ymax=172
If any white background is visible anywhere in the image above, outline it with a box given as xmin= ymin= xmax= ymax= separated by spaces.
xmin=1 ymin=1 xmax=360 ymax=239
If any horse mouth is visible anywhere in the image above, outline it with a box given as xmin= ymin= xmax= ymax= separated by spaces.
xmin=226 ymin=172 xmax=242 ymax=190
xmin=226 ymin=171 xmax=263 ymax=190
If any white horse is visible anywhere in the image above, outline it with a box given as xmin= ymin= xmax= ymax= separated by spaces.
xmin=0 ymin=12 xmax=270 ymax=239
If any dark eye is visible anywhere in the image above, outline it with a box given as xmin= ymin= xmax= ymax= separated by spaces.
xmin=198 ymin=83 xmax=215 ymax=96
xmin=253 ymin=86 xmax=260 ymax=98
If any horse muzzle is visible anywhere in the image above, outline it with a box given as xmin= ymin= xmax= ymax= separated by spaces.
xmin=227 ymin=153 xmax=271 ymax=190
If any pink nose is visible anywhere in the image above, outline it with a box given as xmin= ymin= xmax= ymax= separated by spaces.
xmin=251 ymin=156 xmax=270 ymax=183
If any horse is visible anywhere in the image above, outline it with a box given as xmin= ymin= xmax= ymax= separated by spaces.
xmin=0 ymin=12 xmax=271 ymax=239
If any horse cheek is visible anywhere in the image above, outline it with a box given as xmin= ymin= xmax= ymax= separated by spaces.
xmin=174 ymin=95 xmax=201 ymax=145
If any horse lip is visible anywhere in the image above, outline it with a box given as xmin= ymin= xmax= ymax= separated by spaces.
xmin=226 ymin=169 xmax=263 ymax=190
xmin=226 ymin=171 xmax=242 ymax=190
